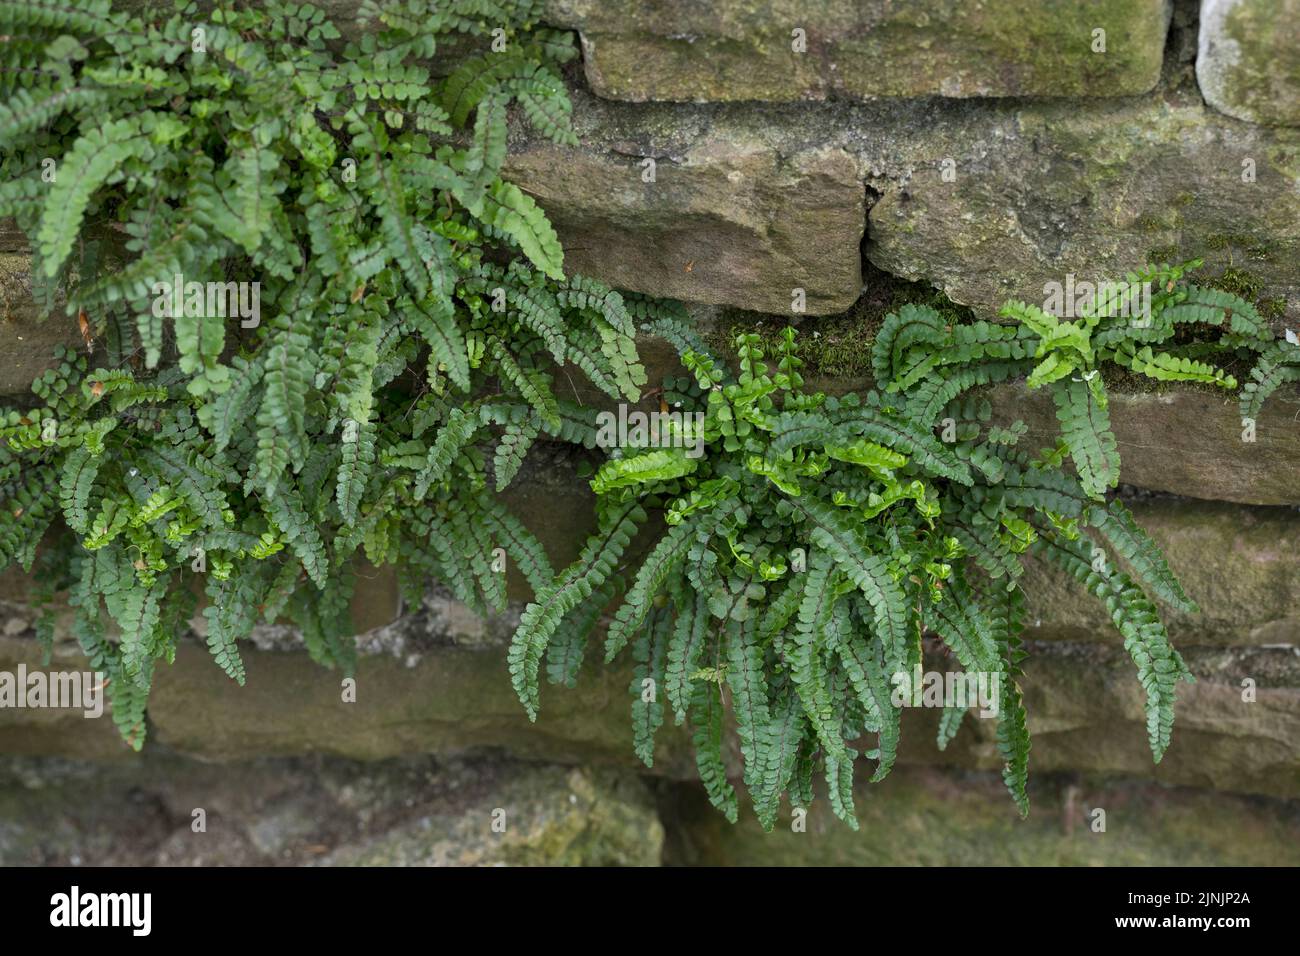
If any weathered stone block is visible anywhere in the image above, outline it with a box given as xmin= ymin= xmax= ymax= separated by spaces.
xmin=0 ymin=248 xmax=82 ymax=399
xmin=920 ymin=643 xmax=1300 ymax=799
xmin=324 ymin=763 xmax=663 ymax=866
xmin=5 ymin=594 xmax=1298 ymax=799
xmin=984 ymin=383 xmax=1300 ymax=506
xmin=504 ymin=116 xmax=865 ymax=314
xmin=505 ymin=88 xmax=1300 ymax=327
xmin=5 ymin=748 xmax=1297 ymax=866
xmin=0 ymin=753 xmax=663 ymax=866
xmin=1021 ymin=499 xmax=1300 ymax=648
xmin=129 ymin=632 xmax=1300 ymax=800
xmin=864 ymin=90 xmax=1300 ymax=329
xmin=1198 ymin=0 xmax=1300 ymax=126
xmin=547 ymin=0 xmax=1171 ymax=102
xmin=665 ymin=764 xmax=1300 ymax=865
xmin=0 ymin=634 xmax=138 ymax=761
xmin=145 ymin=635 xmax=701 ymax=779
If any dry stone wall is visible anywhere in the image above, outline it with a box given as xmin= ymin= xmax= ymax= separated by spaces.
xmin=3 ymin=0 xmax=1300 ymax=864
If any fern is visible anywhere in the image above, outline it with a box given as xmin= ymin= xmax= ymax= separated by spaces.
xmin=631 ymin=608 xmax=671 ymax=766
xmin=1053 ymin=376 xmax=1120 ymax=498
xmin=36 ymin=115 xmax=154 ymax=276
xmin=0 ymin=0 xmax=650 ymax=752
xmin=1035 ymin=531 xmax=1192 ymax=761
xmin=1089 ymin=500 xmax=1197 ymax=613
xmin=505 ymin=328 xmax=1203 ymax=826
xmin=508 ymin=500 xmax=645 ymax=720
xmin=880 ymin=264 xmax=1294 ymax=497
xmin=689 ymin=678 xmax=740 ymax=824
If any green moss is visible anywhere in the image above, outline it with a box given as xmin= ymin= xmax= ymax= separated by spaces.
xmin=1212 ymin=266 xmax=1264 ymax=300
xmin=1137 ymin=214 xmax=1173 ymax=235
xmin=706 ymin=264 xmax=975 ymax=379
xmin=1208 ymin=267 xmax=1287 ymax=322
xmin=1202 ymin=232 xmax=1274 ymax=263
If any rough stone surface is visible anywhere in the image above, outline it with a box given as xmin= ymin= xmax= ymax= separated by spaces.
xmin=504 ymin=116 xmax=865 ymax=314
xmin=143 ymin=636 xmax=700 ymax=778
xmin=985 ymin=382 xmax=1300 ymax=506
xmin=0 ymin=753 xmax=663 ymax=866
xmin=1198 ymin=0 xmax=1300 ymax=126
xmin=6 ymin=627 xmax=1292 ymax=799
xmin=865 ymin=90 xmax=1300 ymax=329
xmin=0 ymin=246 xmax=82 ymax=398
xmin=665 ymin=765 xmax=1300 ymax=865
xmin=505 ymin=84 xmax=1300 ymax=327
xmin=546 ymin=0 xmax=1171 ymax=102
xmin=916 ymin=642 xmax=1300 ymax=800
xmin=0 ymin=633 xmax=136 ymax=761
xmin=10 ymin=749 xmax=1297 ymax=866
xmin=325 ymin=763 xmax=663 ymax=866
xmin=1021 ymin=499 xmax=1300 ymax=648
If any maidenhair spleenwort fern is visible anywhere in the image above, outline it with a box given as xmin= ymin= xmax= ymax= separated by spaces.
xmin=506 ymin=328 xmax=1209 ymax=829
xmin=0 ymin=0 xmax=709 ymax=748
xmin=873 ymin=260 xmax=1297 ymax=498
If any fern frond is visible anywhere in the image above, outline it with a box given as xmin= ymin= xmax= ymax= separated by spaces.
xmin=1089 ymin=500 xmax=1197 ymax=613
xmin=665 ymin=588 xmax=709 ymax=723
xmin=688 ymin=678 xmax=740 ymax=824
xmin=37 ymin=115 xmax=152 ymax=276
xmin=264 ymin=486 xmax=329 ymax=588
xmin=792 ymin=498 xmax=911 ymax=666
xmin=926 ymin=570 xmax=1001 ymax=675
xmin=1036 ymin=531 xmax=1192 ymax=761
xmin=1116 ymin=346 xmax=1236 ymax=389
xmin=413 ymin=408 xmax=478 ymax=499
xmin=725 ymin=613 xmax=773 ymax=817
xmin=631 ymin=608 xmax=670 ymax=766
xmin=1240 ymin=342 xmax=1300 ymax=423
xmin=508 ymin=500 xmax=645 ymax=720
xmin=590 ymin=448 xmax=698 ymax=495
xmin=604 ymin=514 xmax=700 ymax=661
xmin=1053 ymin=376 xmax=1119 ymax=499
xmin=481 ymin=179 xmax=564 ymax=280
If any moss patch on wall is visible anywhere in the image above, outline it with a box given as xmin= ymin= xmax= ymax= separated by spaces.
xmin=707 ymin=264 xmax=976 ymax=379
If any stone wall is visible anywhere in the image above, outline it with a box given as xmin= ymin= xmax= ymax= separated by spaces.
xmin=3 ymin=0 xmax=1300 ymax=865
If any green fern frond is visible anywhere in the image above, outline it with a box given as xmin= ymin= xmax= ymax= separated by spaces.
xmin=688 ymin=678 xmax=740 ymax=824
xmin=508 ymin=501 xmax=645 ymax=720
xmin=1052 ymin=376 xmax=1119 ymax=499
xmin=1089 ymin=500 xmax=1197 ymax=613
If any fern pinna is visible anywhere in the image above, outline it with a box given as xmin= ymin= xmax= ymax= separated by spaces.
xmin=508 ymin=328 xmax=1198 ymax=828
xmin=0 ymin=0 xmax=668 ymax=747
